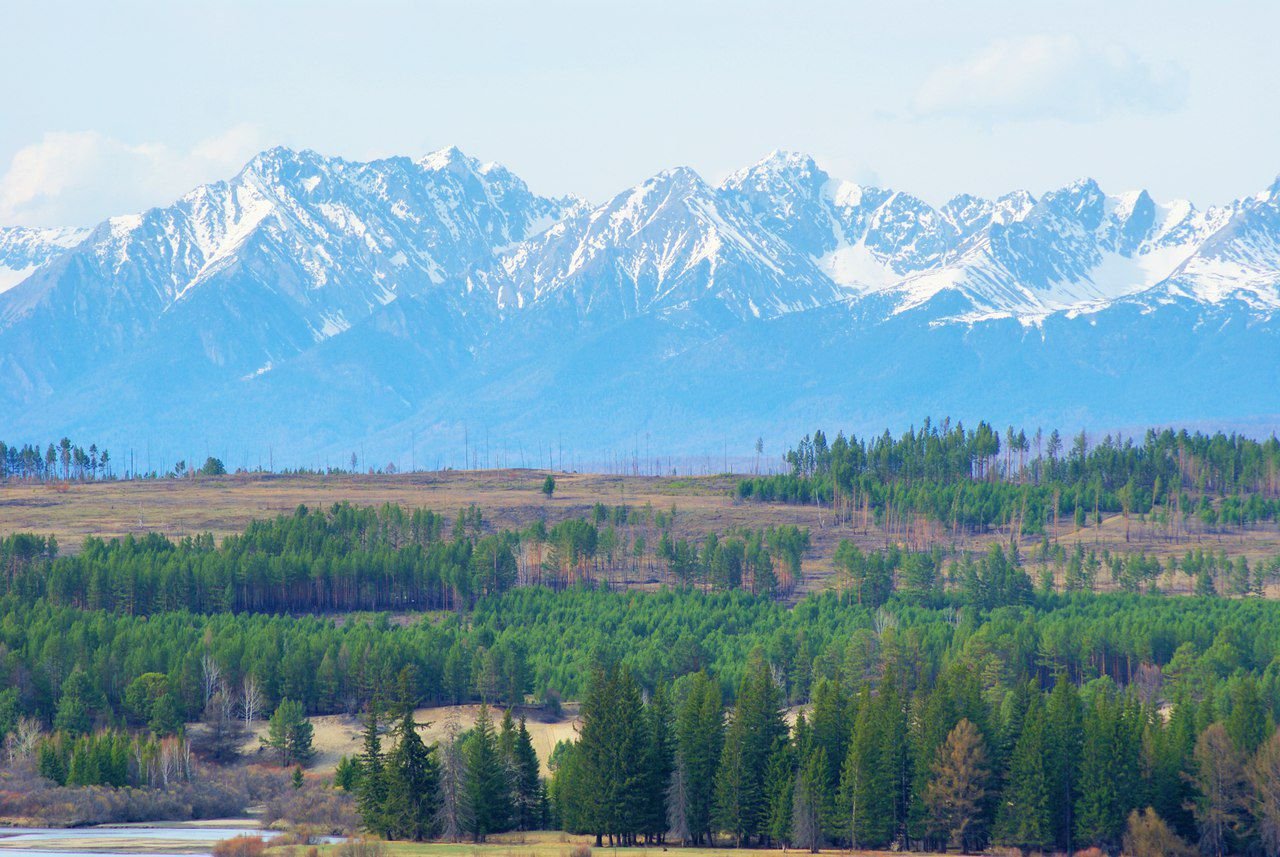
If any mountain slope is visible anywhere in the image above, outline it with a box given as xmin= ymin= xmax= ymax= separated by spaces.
xmin=0 ymin=146 xmax=1276 ymax=464
xmin=0 ymin=147 xmax=574 ymax=404
xmin=0 ymin=226 xmax=89 ymax=294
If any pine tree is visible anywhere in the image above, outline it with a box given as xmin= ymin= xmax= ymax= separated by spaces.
xmin=263 ymin=698 xmax=314 ymax=767
xmin=53 ymin=668 xmax=95 ymax=735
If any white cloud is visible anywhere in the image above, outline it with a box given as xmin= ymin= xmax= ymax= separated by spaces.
xmin=0 ymin=125 xmax=264 ymax=227
xmin=913 ymin=34 xmax=1187 ymax=123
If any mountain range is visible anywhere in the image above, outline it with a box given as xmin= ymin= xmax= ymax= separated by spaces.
xmin=1 ymin=146 xmax=1277 ymax=470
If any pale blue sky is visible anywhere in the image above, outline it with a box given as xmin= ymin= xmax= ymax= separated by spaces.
xmin=3 ymin=0 xmax=1278 ymax=226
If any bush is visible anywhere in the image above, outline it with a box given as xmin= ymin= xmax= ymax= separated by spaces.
xmin=566 ymin=845 xmax=591 ymax=857
xmin=1122 ymin=807 xmax=1196 ymax=857
xmin=336 ymin=838 xmax=387 ymax=857
xmin=263 ymin=777 xmax=357 ymax=835
xmin=211 ymin=836 xmax=266 ymax=857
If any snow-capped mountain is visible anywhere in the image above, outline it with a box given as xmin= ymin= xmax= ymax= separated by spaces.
xmin=485 ymin=164 xmax=842 ymax=327
xmin=0 ymin=146 xmax=1276 ymax=465
xmin=0 ymin=146 xmax=574 ymax=400
xmin=0 ymin=225 xmax=88 ymax=294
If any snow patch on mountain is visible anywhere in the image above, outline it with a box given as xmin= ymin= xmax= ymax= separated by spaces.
xmin=0 ymin=225 xmax=89 ymax=293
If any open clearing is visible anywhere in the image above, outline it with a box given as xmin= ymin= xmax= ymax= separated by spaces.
xmin=2 ymin=471 xmax=1278 ymax=597
xmin=243 ymin=704 xmax=580 ymax=777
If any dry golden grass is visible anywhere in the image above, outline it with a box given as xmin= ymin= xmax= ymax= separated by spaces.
xmin=1 ymin=470 xmax=1277 ymax=597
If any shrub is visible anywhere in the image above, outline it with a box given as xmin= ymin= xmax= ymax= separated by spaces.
xmin=211 ymin=836 xmax=266 ymax=857
xmin=1122 ymin=807 xmax=1196 ymax=857
xmin=336 ymin=838 xmax=387 ymax=857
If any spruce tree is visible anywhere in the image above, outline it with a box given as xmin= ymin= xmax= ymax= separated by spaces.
xmin=512 ymin=717 xmax=543 ymax=831
xmin=907 ymin=678 xmax=959 ymax=848
xmin=462 ymin=704 xmax=508 ymax=842
xmin=995 ymin=691 xmax=1052 ymax=853
xmin=838 ymin=686 xmax=893 ymax=849
xmin=675 ymin=670 xmax=723 ymax=845
xmin=714 ymin=656 xmax=787 ymax=846
xmin=1044 ymin=674 xmax=1083 ymax=852
xmin=640 ymin=684 xmax=674 ymax=843
xmin=356 ymin=698 xmax=388 ymax=837
xmin=764 ymin=738 xmax=795 ymax=847
xmin=382 ymin=673 xmax=441 ymax=841
xmin=791 ymin=747 xmax=828 ymax=853
xmin=1074 ymin=691 xmax=1124 ymax=850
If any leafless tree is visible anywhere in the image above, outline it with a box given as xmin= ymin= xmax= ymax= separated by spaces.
xmin=4 ymin=716 xmax=42 ymax=763
xmin=436 ymin=716 xmax=468 ymax=842
xmin=666 ymin=756 xmax=691 ymax=845
xmin=241 ymin=674 xmax=264 ymax=727
xmin=201 ymin=652 xmax=222 ymax=709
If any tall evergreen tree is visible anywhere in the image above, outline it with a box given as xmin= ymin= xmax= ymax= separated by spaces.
xmin=381 ymin=671 xmax=441 ymax=840
xmin=462 ymin=704 xmax=509 ymax=842
xmin=263 ymin=698 xmax=314 ymax=767
xmin=674 ymin=670 xmax=723 ymax=845
xmin=512 ymin=717 xmax=543 ymax=831
xmin=1074 ymin=690 xmax=1126 ymax=849
xmin=837 ymin=686 xmax=894 ymax=849
xmin=356 ymin=698 xmax=388 ymax=838
xmin=792 ymin=747 xmax=829 ymax=854
xmin=995 ymin=691 xmax=1052 ymax=854
xmin=764 ymin=737 xmax=796 ymax=847
xmin=1043 ymin=674 xmax=1083 ymax=852
xmin=714 ymin=656 xmax=787 ymax=846
xmin=640 ymin=684 xmax=674 ymax=843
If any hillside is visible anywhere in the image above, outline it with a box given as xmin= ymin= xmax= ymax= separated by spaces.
xmin=2 ymin=469 xmax=1277 ymax=598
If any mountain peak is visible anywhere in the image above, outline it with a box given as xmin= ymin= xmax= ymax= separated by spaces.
xmin=419 ymin=145 xmax=476 ymax=172
xmin=756 ymin=149 xmax=819 ymax=172
xmin=642 ymin=165 xmax=708 ymax=193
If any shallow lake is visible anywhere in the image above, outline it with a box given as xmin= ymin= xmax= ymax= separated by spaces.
xmin=0 ymin=825 xmax=275 ymax=857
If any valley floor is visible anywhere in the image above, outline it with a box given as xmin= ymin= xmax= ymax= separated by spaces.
xmin=1 ymin=470 xmax=1278 ymax=598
